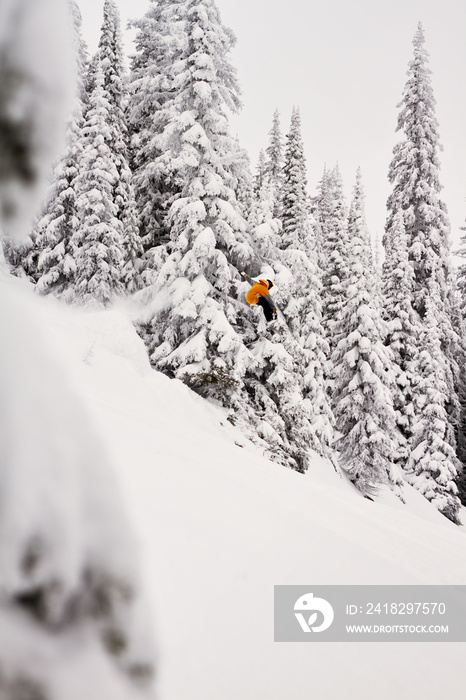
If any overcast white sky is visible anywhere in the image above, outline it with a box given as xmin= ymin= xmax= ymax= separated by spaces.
xmin=79 ymin=0 xmax=466 ymax=252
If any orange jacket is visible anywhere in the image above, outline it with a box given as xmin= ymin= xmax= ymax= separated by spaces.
xmin=246 ymin=279 xmax=270 ymax=305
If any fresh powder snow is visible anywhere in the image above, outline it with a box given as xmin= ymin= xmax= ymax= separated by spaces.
xmin=3 ymin=275 xmax=464 ymax=700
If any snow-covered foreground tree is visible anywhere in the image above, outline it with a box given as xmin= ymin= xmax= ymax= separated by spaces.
xmin=1 ymin=0 xmax=85 ymax=288
xmin=331 ymin=172 xmax=403 ymax=497
xmin=0 ymin=1 xmax=156 ymax=696
xmin=0 ymin=0 xmax=74 ymax=239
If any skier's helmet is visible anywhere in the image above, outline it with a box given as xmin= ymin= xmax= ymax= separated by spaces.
xmin=266 ymin=279 xmax=274 ymax=289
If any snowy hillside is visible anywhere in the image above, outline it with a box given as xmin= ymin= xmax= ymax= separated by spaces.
xmin=7 ymin=278 xmax=466 ymax=700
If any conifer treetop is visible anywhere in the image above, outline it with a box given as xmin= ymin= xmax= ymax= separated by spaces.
xmin=387 ymin=22 xmax=452 ymax=323
xmin=348 ymin=168 xmax=372 ymax=271
xmin=281 ymin=106 xmax=310 ymax=251
xmin=265 ymin=108 xmax=284 ymax=180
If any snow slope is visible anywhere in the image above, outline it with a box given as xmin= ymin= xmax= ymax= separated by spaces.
xmin=9 ymin=280 xmax=466 ymax=700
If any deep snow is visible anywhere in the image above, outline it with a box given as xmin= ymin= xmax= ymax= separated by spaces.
xmin=4 ymin=277 xmax=466 ymax=699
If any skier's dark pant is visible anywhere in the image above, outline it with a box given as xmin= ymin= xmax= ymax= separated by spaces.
xmin=257 ymin=296 xmax=275 ymax=322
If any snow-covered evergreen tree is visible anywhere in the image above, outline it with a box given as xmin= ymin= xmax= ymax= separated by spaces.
xmin=457 ymin=213 xmax=466 ymax=319
xmin=382 ymin=210 xmax=420 ymax=466
xmin=311 ymin=165 xmax=331 ymax=274
xmin=252 ymin=174 xmax=276 ymax=226
xmin=236 ymin=110 xmax=334 ymax=464
xmin=238 ymin=224 xmax=332 ymax=469
xmin=93 ymin=0 xmax=143 ymax=292
xmin=251 ymin=109 xmax=289 ymax=228
xmin=281 ymin=108 xmax=308 ymax=250
xmin=127 ymin=0 xmax=187 ymax=251
xmin=137 ymin=0 xmax=255 ymax=387
xmin=276 ymin=108 xmax=334 ymax=452
xmin=387 ymin=24 xmax=451 ymax=320
xmin=72 ymin=62 xmax=126 ymax=305
xmin=372 ymin=231 xmax=383 ymax=292
xmin=449 ymin=272 xmax=466 ymax=488
xmin=331 ymin=172 xmax=402 ymax=496
xmin=318 ymin=165 xmax=349 ymax=355
xmin=348 ymin=169 xmax=371 ymax=269
xmin=243 ymin=313 xmax=319 ymax=472
xmin=254 ymin=149 xmax=267 ymax=196
xmin=26 ymin=0 xmax=88 ymax=298
xmin=405 ymin=273 xmax=462 ymax=522
xmin=274 ymin=252 xmax=334 ymax=457
xmin=70 ymin=0 xmax=143 ymax=306
xmin=386 ymin=23 xmax=462 ymax=472
xmin=239 ymin=109 xmax=335 ymax=466
xmin=229 ymin=136 xmax=256 ymax=226
xmin=250 ymin=110 xmax=285 ymax=228
xmin=264 ymin=109 xmax=284 ymax=218
xmin=2 ymin=234 xmax=37 ymax=281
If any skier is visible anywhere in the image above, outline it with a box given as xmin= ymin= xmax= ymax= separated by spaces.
xmin=241 ymin=272 xmax=277 ymax=322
